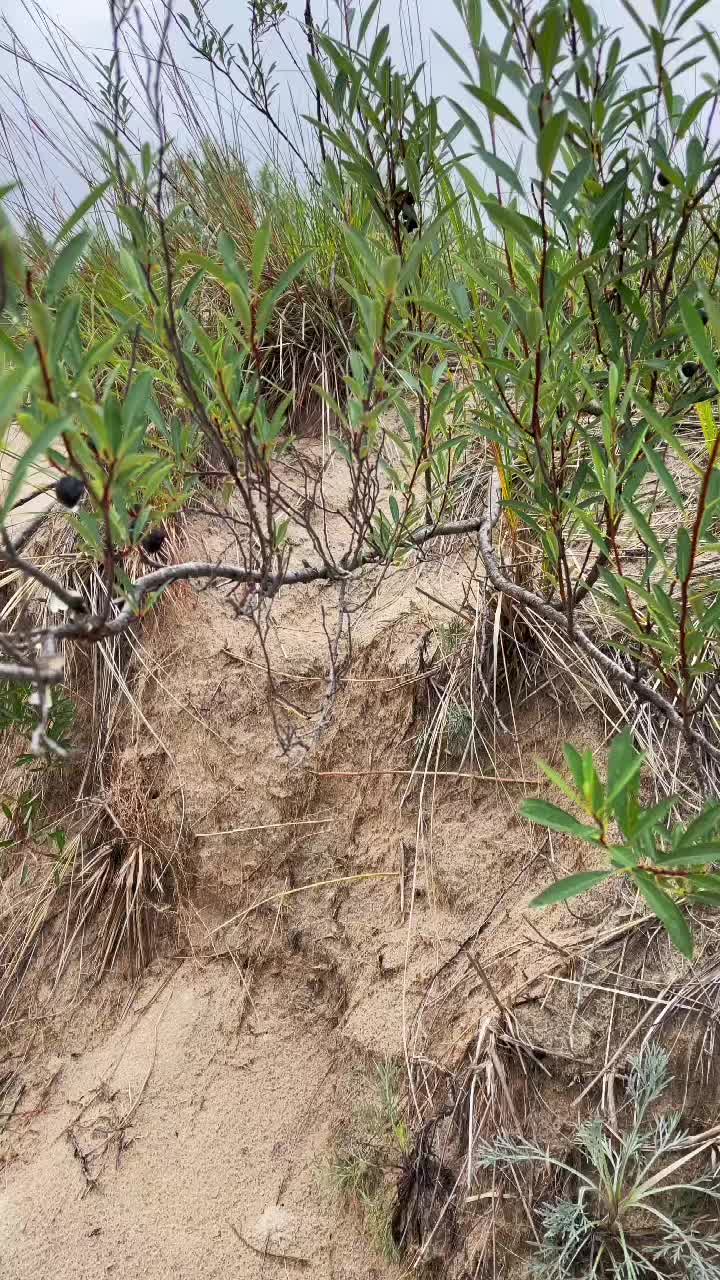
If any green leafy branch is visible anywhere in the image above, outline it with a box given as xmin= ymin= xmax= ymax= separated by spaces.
xmin=525 ymin=728 xmax=720 ymax=958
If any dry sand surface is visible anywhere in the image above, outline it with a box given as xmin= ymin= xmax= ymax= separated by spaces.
xmin=1 ymin=966 xmax=385 ymax=1280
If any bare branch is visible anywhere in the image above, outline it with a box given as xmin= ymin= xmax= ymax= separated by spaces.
xmin=0 ymin=655 xmax=64 ymax=684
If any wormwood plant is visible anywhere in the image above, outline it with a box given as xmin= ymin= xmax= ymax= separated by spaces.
xmin=477 ymin=1045 xmax=720 ymax=1278
xmin=4 ymin=0 xmax=720 ymax=959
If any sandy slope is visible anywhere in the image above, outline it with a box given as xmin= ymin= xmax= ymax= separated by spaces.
xmin=0 ymin=448 xmax=615 ymax=1278
xmin=1 ymin=965 xmax=385 ymax=1280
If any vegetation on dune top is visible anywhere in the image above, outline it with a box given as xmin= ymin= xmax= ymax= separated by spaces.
xmin=3 ymin=0 xmax=720 ymax=952
xmin=4 ymin=3 xmax=720 ymax=1265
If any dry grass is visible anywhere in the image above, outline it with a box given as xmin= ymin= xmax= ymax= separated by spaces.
xmin=0 ymin=513 xmax=192 ymax=1034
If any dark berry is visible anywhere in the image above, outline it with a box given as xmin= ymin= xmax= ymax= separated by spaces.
xmin=656 ymin=170 xmax=670 ymax=187
xmin=681 ymin=360 xmax=699 ymax=379
xmin=394 ymin=188 xmax=415 ymax=210
xmin=141 ymin=528 xmax=166 ymax=555
xmin=55 ymin=475 xmax=85 ymax=508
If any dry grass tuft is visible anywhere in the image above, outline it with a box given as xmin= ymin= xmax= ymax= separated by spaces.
xmin=0 ymin=510 xmax=192 ymax=1032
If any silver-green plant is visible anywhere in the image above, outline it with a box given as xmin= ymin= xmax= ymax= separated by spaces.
xmin=477 ymin=1045 xmax=720 ymax=1278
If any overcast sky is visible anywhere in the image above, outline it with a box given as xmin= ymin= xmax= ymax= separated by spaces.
xmin=0 ymin=0 xmax=715 ymax=224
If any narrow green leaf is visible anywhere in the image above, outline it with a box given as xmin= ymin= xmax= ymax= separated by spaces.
xmin=463 ymin=84 xmax=524 ymax=131
xmin=563 ymin=744 xmax=585 ymax=792
xmin=634 ymin=394 xmax=701 ymax=473
xmin=582 ymin=750 xmax=604 ymax=816
xmin=642 ymin=444 xmax=685 ymax=510
xmin=687 ymin=871 xmax=720 ymax=890
xmin=308 ymin=55 xmax=335 ymax=107
xmin=481 ymin=196 xmax=540 ymax=249
xmin=0 ymin=330 xmax=20 ymax=364
xmin=50 ymin=295 xmax=81 ymax=365
xmin=46 ymin=231 xmax=91 ymax=305
xmin=448 ymin=280 xmax=471 ymax=320
xmin=178 ymin=269 xmax=204 ymax=310
xmin=632 ymin=797 xmax=676 ymax=836
xmin=606 ymin=729 xmax=644 ymax=807
xmin=252 ymin=221 xmax=271 ymax=288
xmin=680 ymin=294 xmax=720 ymax=389
xmin=433 ymin=31 xmax=472 ymax=79
xmin=569 ymin=0 xmax=594 ymax=40
xmin=610 ymin=846 xmax=641 ymax=870
xmin=687 ymin=888 xmax=720 ymax=906
xmin=536 ymin=757 xmax=583 ymax=807
xmin=653 ymin=844 xmax=720 ymax=867
xmin=368 ymin=24 xmax=390 ymax=73
xmin=358 ymin=0 xmax=382 ymax=44
xmin=466 ymin=0 xmax=482 ymax=47
xmin=623 ymin=496 xmax=669 ymax=566
xmin=477 ymin=147 xmax=524 ymax=196
xmin=256 ymin=251 xmax=313 ymax=335
xmin=77 ymin=330 xmax=126 ymax=379
xmin=619 ymin=0 xmax=649 ymax=39
xmin=697 ymin=399 xmax=717 ymax=451
xmin=54 ymin=180 xmax=111 ymax=246
xmin=123 ymin=370 xmax=154 ymax=429
xmin=0 ymin=364 xmax=37 ymax=434
xmin=537 ymin=112 xmax=568 ymax=179
xmin=677 ymin=89 xmax=713 ymax=138
xmin=521 ymin=798 xmax=599 ymax=840
xmin=448 ymin=99 xmax=487 ymax=150
xmin=531 ymin=870 xmax=613 ymax=907
xmin=673 ymin=0 xmax=712 ymax=33
xmin=676 ymin=526 xmax=692 ymax=581
xmin=536 ymin=5 xmax=564 ymax=79
xmin=103 ymin=394 xmax=124 ymax=456
xmin=553 ymin=155 xmax=592 ymax=217
xmin=634 ymin=871 xmax=693 ymax=958
xmin=676 ymin=804 xmax=720 ymax=848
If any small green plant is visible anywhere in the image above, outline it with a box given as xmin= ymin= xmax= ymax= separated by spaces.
xmin=478 ymin=1044 xmax=720 ymax=1278
xmin=524 ymin=728 xmax=720 ymax=958
xmin=327 ymin=1061 xmax=409 ymax=1261
xmin=437 ymin=620 xmax=467 ymax=658
xmin=0 ymin=681 xmax=74 ymax=849
xmin=445 ymin=699 xmax=473 ymax=759
xmin=377 ymin=1059 xmax=411 ymax=1156
xmin=0 ymin=679 xmax=75 ymax=753
xmin=0 ymin=788 xmax=42 ymax=843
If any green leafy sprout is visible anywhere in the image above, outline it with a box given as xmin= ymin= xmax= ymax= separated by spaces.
xmin=524 ymin=729 xmax=720 ymax=959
